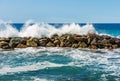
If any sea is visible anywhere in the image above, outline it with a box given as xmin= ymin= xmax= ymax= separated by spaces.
xmin=0 ymin=20 xmax=120 ymax=81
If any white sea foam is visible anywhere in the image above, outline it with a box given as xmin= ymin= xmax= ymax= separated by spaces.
xmin=0 ymin=61 xmax=64 ymax=75
xmin=0 ymin=20 xmax=96 ymax=38
xmin=0 ymin=47 xmax=120 ymax=78
xmin=0 ymin=20 xmax=19 ymax=37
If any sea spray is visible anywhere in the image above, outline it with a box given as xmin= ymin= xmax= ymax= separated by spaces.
xmin=0 ymin=20 xmax=96 ymax=38
xmin=0 ymin=20 xmax=19 ymax=37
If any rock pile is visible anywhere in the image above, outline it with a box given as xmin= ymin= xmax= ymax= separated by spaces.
xmin=0 ymin=34 xmax=120 ymax=49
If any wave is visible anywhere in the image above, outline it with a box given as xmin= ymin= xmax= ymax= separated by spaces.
xmin=0 ymin=47 xmax=120 ymax=77
xmin=0 ymin=20 xmax=96 ymax=38
xmin=0 ymin=61 xmax=65 ymax=75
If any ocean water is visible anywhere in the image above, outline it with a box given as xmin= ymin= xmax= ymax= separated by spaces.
xmin=0 ymin=21 xmax=120 ymax=81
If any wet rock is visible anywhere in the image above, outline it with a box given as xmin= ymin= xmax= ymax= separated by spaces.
xmin=115 ymin=39 xmax=120 ymax=46
xmin=112 ymin=44 xmax=118 ymax=49
xmin=46 ymin=42 xmax=55 ymax=47
xmin=39 ymin=37 xmax=49 ymax=46
xmin=64 ymin=40 xmax=72 ymax=47
xmin=59 ymin=37 xmax=66 ymax=42
xmin=102 ymin=35 xmax=111 ymax=39
xmin=104 ymin=44 xmax=112 ymax=49
xmin=109 ymin=38 xmax=115 ymax=44
xmin=89 ymin=45 xmax=97 ymax=49
xmin=80 ymin=37 xmax=88 ymax=43
xmin=97 ymin=43 xmax=104 ymax=49
xmin=16 ymin=44 xmax=27 ymax=48
xmin=0 ymin=33 xmax=120 ymax=49
xmin=91 ymin=38 xmax=97 ymax=45
xmin=72 ymin=44 xmax=78 ymax=48
xmin=9 ymin=37 xmax=26 ymax=48
xmin=0 ymin=41 xmax=11 ymax=49
xmin=0 ymin=38 xmax=10 ymax=42
xmin=87 ymin=33 xmax=97 ymax=39
xmin=54 ymin=40 xmax=60 ymax=45
xmin=101 ymin=39 xmax=109 ymax=44
xmin=79 ymin=42 xmax=87 ymax=48
xmin=51 ymin=34 xmax=59 ymax=37
xmin=26 ymin=40 xmax=37 ymax=47
xmin=60 ymin=42 xmax=65 ymax=47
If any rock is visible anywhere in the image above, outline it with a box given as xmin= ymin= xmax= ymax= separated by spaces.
xmin=104 ymin=44 xmax=112 ymax=48
xmin=64 ymin=41 xmax=72 ymax=47
xmin=9 ymin=38 xmax=21 ymax=48
xmin=60 ymin=42 xmax=65 ymax=47
xmin=16 ymin=44 xmax=27 ymax=48
xmin=46 ymin=42 xmax=55 ymax=47
xmin=91 ymin=38 xmax=97 ymax=45
xmin=9 ymin=38 xmax=27 ymax=48
xmin=0 ymin=41 xmax=11 ymax=49
xmin=73 ymin=34 xmax=82 ymax=37
xmin=26 ymin=40 xmax=37 ymax=47
xmin=0 ymin=38 xmax=10 ymax=42
xmin=90 ymin=45 xmax=97 ymax=49
xmin=72 ymin=44 xmax=78 ymax=48
xmin=82 ymin=37 xmax=88 ymax=43
xmin=102 ymin=35 xmax=111 ymax=39
xmin=101 ymin=39 xmax=109 ymax=44
xmin=56 ymin=44 xmax=60 ymax=47
xmin=39 ymin=38 xmax=49 ymax=46
xmin=59 ymin=37 xmax=66 ymax=42
xmin=79 ymin=42 xmax=87 ymax=48
xmin=97 ymin=43 xmax=104 ymax=49
xmin=109 ymin=38 xmax=115 ymax=44
xmin=51 ymin=34 xmax=59 ymax=38
xmin=54 ymin=40 xmax=60 ymax=45
xmin=112 ymin=44 xmax=118 ymax=49
xmin=115 ymin=39 xmax=120 ymax=47
xmin=87 ymin=34 xmax=97 ymax=39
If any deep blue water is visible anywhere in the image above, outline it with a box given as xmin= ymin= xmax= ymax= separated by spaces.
xmin=0 ymin=23 xmax=120 ymax=81
xmin=12 ymin=23 xmax=120 ymax=37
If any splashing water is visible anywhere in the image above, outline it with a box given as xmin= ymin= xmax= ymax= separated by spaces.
xmin=0 ymin=20 xmax=120 ymax=81
xmin=0 ymin=47 xmax=120 ymax=81
xmin=0 ymin=20 xmax=96 ymax=38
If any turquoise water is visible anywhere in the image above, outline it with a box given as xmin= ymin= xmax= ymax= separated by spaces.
xmin=0 ymin=47 xmax=120 ymax=81
xmin=0 ymin=23 xmax=120 ymax=81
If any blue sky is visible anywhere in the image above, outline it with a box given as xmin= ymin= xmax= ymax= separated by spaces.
xmin=0 ymin=0 xmax=120 ymax=23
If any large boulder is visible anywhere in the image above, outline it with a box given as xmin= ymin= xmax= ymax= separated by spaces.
xmin=102 ymin=35 xmax=111 ymax=40
xmin=9 ymin=37 xmax=27 ymax=48
xmin=112 ymin=44 xmax=118 ymax=49
xmin=109 ymin=38 xmax=115 ymax=44
xmin=97 ymin=43 xmax=104 ymax=49
xmin=101 ymin=39 xmax=109 ymax=44
xmin=0 ymin=38 xmax=10 ymax=42
xmin=39 ymin=37 xmax=49 ymax=46
xmin=60 ymin=42 xmax=65 ymax=47
xmin=89 ymin=45 xmax=97 ymax=49
xmin=0 ymin=41 xmax=11 ymax=49
xmin=91 ymin=38 xmax=97 ymax=45
xmin=115 ymin=39 xmax=120 ymax=47
xmin=53 ymin=39 xmax=60 ymax=46
xmin=72 ymin=44 xmax=79 ymax=48
xmin=26 ymin=40 xmax=38 ymax=47
xmin=46 ymin=42 xmax=55 ymax=47
xmin=16 ymin=44 xmax=27 ymax=48
xmin=79 ymin=42 xmax=87 ymax=48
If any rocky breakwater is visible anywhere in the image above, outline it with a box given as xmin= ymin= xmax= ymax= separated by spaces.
xmin=0 ymin=34 xmax=120 ymax=50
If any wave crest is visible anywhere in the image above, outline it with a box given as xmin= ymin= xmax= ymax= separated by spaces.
xmin=0 ymin=20 xmax=96 ymax=38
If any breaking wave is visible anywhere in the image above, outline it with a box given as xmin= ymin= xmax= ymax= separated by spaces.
xmin=0 ymin=47 xmax=120 ymax=81
xmin=0 ymin=20 xmax=96 ymax=38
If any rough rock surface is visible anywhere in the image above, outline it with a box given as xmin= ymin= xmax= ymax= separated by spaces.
xmin=0 ymin=34 xmax=120 ymax=49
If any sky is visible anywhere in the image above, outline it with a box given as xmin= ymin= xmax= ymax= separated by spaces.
xmin=0 ymin=0 xmax=120 ymax=23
